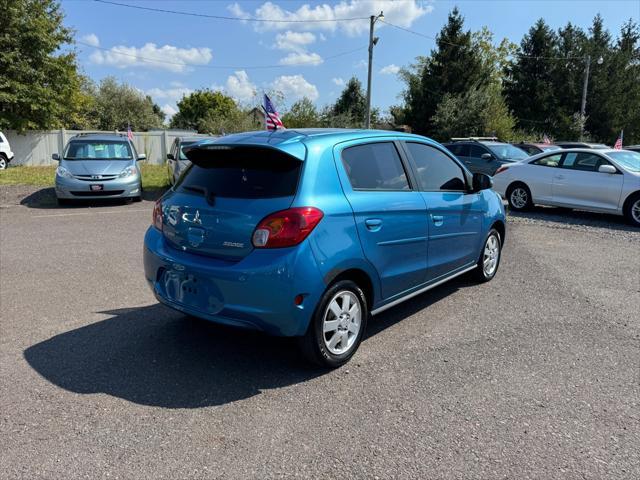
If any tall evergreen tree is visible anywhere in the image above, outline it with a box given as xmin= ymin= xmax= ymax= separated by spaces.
xmin=504 ymin=19 xmax=560 ymax=134
xmin=331 ymin=77 xmax=367 ymax=127
xmin=401 ymin=8 xmax=487 ymax=135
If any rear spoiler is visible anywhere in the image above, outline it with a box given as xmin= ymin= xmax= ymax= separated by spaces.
xmin=184 ymin=143 xmax=306 ymax=166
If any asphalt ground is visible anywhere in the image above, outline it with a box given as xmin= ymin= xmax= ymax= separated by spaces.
xmin=1 ymin=186 xmax=639 ymax=479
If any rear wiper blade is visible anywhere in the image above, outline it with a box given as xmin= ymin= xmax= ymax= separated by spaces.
xmin=182 ymin=184 xmax=215 ymax=206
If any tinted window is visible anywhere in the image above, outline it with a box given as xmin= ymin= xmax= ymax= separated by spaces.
xmin=177 ymin=147 xmax=301 ymax=198
xmin=342 ymin=142 xmax=409 ymax=190
xmin=65 ymin=140 xmax=132 ymax=160
xmin=561 ymin=152 xmax=603 ymax=172
xmin=445 ymin=144 xmax=468 ymax=156
xmin=531 ymin=153 xmax=562 ymax=167
xmin=405 ymin=142 xmax=466 ymax=191
xmin=469 ymin=144 xmax=487 ymax=157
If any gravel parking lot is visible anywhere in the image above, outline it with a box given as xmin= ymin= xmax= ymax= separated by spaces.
xmin=1 ymin=186 xmax=639 ymax=479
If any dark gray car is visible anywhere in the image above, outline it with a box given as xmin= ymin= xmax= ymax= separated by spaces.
xmin=443 ymin=140 xmax=529 ymax=175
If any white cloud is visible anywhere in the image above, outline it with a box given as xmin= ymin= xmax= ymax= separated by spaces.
xmin=89 ymin=43 xmax=212 ymax=73
xmin=161 ymin=104 xmax=178 ymax=118
xmin=225 ymin=70 xmax=257 ymax=102
xmin=379 ymin=64 xmax=400 ymax=75
xmin=332 ymin=77 xmax=345 ymax=86
xmin=228 ymin=1 xmax=432 ymax=36
xmin=353 ymin=59 xmax=367 ymax=69
xmin=275 ymin=31 xmax=316 ymax=52
xmin=279 ymin=52 xmax=323 ymax=66
xmin=81 ymin=33 xmax=100 ymax=47
xmin=270 ymin=75 xmax=319 ymax=101
xmin=147 ymin=86 xmax=193 ymax=103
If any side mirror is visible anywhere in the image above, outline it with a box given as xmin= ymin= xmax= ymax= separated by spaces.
xmin=137 ymin=154 xmax=146 ymax=161
xmin=167 ymin=153 xmax=175 ymax=161
xmin=598 ymin=164 xmax=617 ymax=174
xmin=472 ymin=172 xmax=493 ymax=192
xmin=481 ymin=153 xmax=493 ymax=160
xmin=52 ymin=153 xmax=60 ymax=161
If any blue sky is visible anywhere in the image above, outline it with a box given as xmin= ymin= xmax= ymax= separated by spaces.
xmin=62 ymin=0 xmax=640 ymax=120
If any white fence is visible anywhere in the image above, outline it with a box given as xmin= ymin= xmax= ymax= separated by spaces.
xmin=4 ymin=130 xmax=209 ymax=166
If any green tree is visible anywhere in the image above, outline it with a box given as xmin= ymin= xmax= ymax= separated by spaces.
xmin=504 ymin=19 xmax=561 ymax=134
xmin=400 ymin=8 xmax=488 ymax=135
xmin=92 ymin=77 xmax=164 ymax=131
xmin=432 ymin=83 xmax=515 ymax=141
xmin=330 ymin=77 xmax=367 ymax=127
xmin=282 ymin=98 xmax=320 ymax=128
xmin=0 ymin=0 xmax=87 ymax=131
xmin=170 ymin=89 xmax=239 ymax=133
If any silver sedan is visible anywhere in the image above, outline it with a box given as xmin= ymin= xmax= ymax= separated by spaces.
xmin=492 ymin=148 xmax=640 ymax=226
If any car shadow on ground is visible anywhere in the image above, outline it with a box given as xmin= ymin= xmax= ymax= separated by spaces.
xmin=23 ymin=278 xmax=468 ymax=408
xmin=19 ymin=187 xmax=166 ymax=209
xmin=507 ymin=205 xmax=636 ymax=232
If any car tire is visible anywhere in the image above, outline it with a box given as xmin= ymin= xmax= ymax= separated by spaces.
xmin=507 ymin=183 xmax=533 ymax=211
xmin=473 ymin=228 xmax=502 ymax=283
xmin=298 ymin=280 xmax=368 ymax=369
xmin=623 ymin=192 xmax=640 ymax=227
xmin=0 ymin=154 xmax=7 ymax=170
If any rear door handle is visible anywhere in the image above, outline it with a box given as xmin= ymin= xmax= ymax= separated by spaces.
xmin=364 ymin=218 xmax=383 ymax=231
xmin=431 ymin=215 xmax=444 ymax=227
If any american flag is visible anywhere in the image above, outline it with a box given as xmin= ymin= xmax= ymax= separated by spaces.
xmin=613 ymin=130 xmax=623 ymax=150
xmin=127 ymin=124 xmax=134 ymax=142
xmin=263 ymin=94 xmax=284 ymax=131
xmin=542 ymin=134 xmax=551 ymax=145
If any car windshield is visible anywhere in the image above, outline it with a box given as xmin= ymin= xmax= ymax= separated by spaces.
xmin=487 ymin=143 xmax=529 ymax=160
xmin=65 ymin=140 xmax=132 ymax=160
xmin=608 ymin=151 xmax=640 ymax=172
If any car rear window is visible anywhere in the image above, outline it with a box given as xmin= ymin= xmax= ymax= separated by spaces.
xmin=177 ymin=146 xmax=301 ymax=198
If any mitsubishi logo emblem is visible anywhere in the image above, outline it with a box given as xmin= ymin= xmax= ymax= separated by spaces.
xmin=182 ymin=209 xmax=202 ymax=225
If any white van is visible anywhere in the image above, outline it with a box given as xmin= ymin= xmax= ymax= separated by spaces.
xmin=0 ymin=131 xmax=14 ymax=169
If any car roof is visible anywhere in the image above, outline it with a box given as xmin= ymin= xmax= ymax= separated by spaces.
xmin=177 ymin=136 xmax=210 ymax=143
xmin=190 ymin=128 xmax=437 ymax=161
xmin=70 ymin=133 xmax=130 ymax=142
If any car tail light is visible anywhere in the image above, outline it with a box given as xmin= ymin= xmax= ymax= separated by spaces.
xmin=495 ymin=165 xmax=509 ymax=175
xmin=252 ymin=207 xmax=324 ymax=248
xmin=153 ymin=199 xmax=163 ymax=231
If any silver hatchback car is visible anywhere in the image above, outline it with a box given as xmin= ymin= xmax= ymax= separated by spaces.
xmin=492 ymin=148 xmax=640 ymax=226
xmin=53 ymin=133 xmax=145 ymax=205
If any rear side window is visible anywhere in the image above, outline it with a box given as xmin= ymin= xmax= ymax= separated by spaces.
xmin=469 ymin=144 xmax=488 ymax=157
xmin=561 ymin=152 xmax=603 ymax=172
xmin=531 ymin=154 xmax=562 ymax=167
xmin=446 ymin=144 xmax=467 ymax=156
xmin=177 ymin=147 xmax=301 ymax=198
xmin=341 ymin=142 xmax=409 ymax=190
xmin=405 ymin=142 xmax=466 ymax=191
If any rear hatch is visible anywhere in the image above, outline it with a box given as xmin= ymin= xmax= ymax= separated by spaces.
xmin=161 ymin=145 xmax=303 ymax=260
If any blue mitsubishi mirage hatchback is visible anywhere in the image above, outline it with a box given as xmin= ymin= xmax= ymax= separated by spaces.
xmin=144 ymin=129 xmax=506 ymax=368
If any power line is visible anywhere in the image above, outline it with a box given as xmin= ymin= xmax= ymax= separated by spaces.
xmin=93 ymin=0 xmax=369 ymax=23
xmin=77 ymin=41 xmax=367 ymax=70
xmin=380 ymin=19 xmax=586 ymax=61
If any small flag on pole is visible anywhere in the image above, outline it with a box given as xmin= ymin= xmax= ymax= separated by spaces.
xmin=613 ymin=130 xmax=623 ymax=150
xmin=263 ymin=94 xmax=285 ymax=131
xmin=542 ymin=134 xmax=551 ymax=145
xmin=127 ymin=123 xmax=134 ymax=142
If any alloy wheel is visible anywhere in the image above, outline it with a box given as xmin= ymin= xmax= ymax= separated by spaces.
xmin=483 ymin=234 xmax=500 ymax=277
xmin=510 ymin=187 xmax=528 ymax=209
xmin=322 ymin=290 xmax=362 ymax=356
xmin=0 ymin=157 xmax=6 ymax=170
xmin=632 ymin=199 xmax=640 ymax=224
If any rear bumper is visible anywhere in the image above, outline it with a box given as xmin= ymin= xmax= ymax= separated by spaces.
xmin=55 ymin=174 xmax=141 ymax=199
xmin=143 ymin=227 xmax=326 ymax=337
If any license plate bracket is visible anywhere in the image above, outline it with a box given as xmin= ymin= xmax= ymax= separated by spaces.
xmin=90 ymin=184 xmax=104 ymax=191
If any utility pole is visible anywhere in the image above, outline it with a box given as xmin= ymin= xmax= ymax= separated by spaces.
xmin=580 ymin=55 xmax=591 ymax=141
xmin=365 ymin=11 xmax=384 ymax=129
xmin=580 ymin=55 xmax=603 ymax=140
